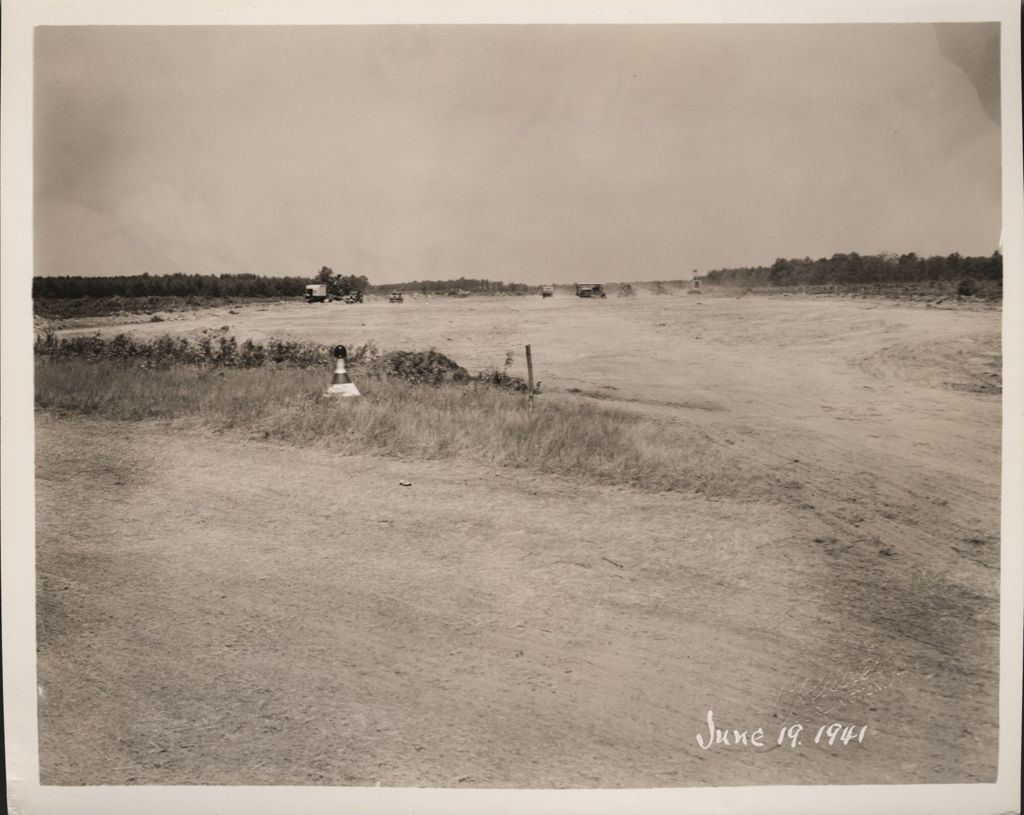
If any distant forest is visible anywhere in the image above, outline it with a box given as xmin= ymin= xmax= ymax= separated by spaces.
xmin=377 ymin=278 xmax=530 ymax=295
xmin=33 ymin=272 xmax=530 ymax=299
xmin=703 ymin=251 xmax=1002 ymax=288
xmin=33 ymin=273 xmax=312 ymax=299
xmin=32 ymin=251 xmax=1002 ymax=301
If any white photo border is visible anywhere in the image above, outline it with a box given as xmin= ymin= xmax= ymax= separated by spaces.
xmin=3 ymin=2 xmax=1021 ymax=813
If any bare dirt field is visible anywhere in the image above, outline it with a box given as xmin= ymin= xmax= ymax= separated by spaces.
xmin=36 ymin=293 xmax=1002 ymax=786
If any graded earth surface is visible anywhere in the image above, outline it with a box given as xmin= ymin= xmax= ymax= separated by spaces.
xmin=36 ymin=293 xmax=1002 ymax=786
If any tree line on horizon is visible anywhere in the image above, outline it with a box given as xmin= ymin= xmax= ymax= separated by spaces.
xmin=702 ymin=250 xmax=1002 ymax=288
xmin=33 ymin=272 xmax=312 ymax=300
xmin=33 ymin=271 xmax=531 ymax=299
xmin=32 ymin=250 xmax=1002 ymax=300
xmin=378 ymin=277 xmax=530 ymax=295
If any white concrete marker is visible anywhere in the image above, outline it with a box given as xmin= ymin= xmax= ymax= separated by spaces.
xmin=325 ymin=344 xmax=360 ymax=397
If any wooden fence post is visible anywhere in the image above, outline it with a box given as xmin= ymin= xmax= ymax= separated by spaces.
xmin=525 ymin=344 xmax=534 ymax=409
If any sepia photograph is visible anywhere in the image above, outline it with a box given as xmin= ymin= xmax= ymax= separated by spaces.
xmin=3 ymin=2 xmax=1022 ymax=813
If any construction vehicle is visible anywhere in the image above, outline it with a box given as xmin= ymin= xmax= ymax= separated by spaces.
xmin=344 ymin=291 xmax=364 ymax=304
xmin=305 ymin=283 xmax=329 ymax=303
xmin=389 ymin=291 xmax=404 ymax=303
xmin=540 ymin=285 xmax=554 ymax=298
xmin=574 ymin=283 xmax=607 ymax=299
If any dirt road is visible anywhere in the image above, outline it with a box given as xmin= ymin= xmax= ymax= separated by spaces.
xmin=36 ymin=294 xmax=1001 ymax=786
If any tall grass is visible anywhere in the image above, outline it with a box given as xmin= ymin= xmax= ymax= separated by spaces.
xmin=35 ymin=358 xmax=751 ymax=497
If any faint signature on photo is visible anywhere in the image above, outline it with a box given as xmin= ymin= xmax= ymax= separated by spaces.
xmin=772 ymin=657 xmax=906 ymax=722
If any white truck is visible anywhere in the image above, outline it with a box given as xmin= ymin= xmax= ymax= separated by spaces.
xmin=305 ymin=284 xmax=329 ymax=303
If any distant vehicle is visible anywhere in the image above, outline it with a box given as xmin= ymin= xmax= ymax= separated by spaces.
xmin=541 ymin=285 xmax=554 ymax=298
xmin=344 ymin=291 xmax=364 ymax=304
xmin=389 ymin=291 xmax=404 ymax=303
xmin=575 ymin=283 xmax=607 ymax=299
xmin=688 ymin=279 xmax=703 ymax=295
xmin=305 ymin=284 xmax=329 ymax=303
xmin=617 ymin=284 xmax=635 ymax=297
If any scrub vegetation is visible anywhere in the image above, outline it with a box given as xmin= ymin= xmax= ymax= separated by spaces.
xmin=34 ymin=337 xmax=749 ymax=497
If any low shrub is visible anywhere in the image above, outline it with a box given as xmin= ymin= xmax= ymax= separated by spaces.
xmin=34 ymin=331 xmax=328 ymax=369
xmin=367 ymin=349 xmax=470 ymax=385
xmin=476 ymin=368 xmax=531 ymax=392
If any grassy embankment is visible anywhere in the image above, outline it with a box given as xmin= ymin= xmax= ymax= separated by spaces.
xmin=33 ymin=295 xmax=296 ymax=320
xmin=34 ymin=333 xmax=751 ymax=497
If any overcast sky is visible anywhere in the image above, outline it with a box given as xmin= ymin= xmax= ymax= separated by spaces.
xmin=35 ymin=24 xmax=1001 ymax=284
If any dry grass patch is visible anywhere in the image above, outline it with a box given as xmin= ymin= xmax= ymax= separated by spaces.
xmin=35 ymin=357 xmax=764 ymax=498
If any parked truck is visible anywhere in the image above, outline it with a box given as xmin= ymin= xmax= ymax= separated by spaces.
xmin=305 ymin=283 xmax=329 ymax=303
xmin=574 ymin=283 xmax=607 ymax=299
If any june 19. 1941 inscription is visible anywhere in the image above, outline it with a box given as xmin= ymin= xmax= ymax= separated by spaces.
xmin=696 ymin=710 xmax=868 ymax=750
